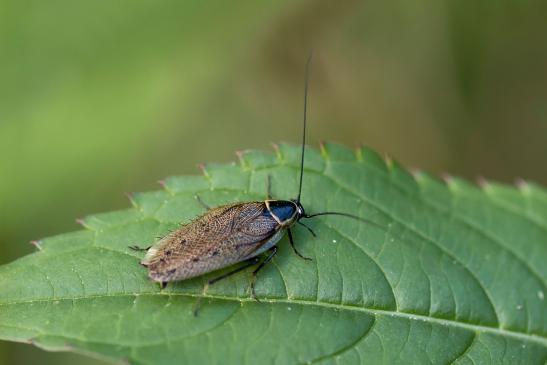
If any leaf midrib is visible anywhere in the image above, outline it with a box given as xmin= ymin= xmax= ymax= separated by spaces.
xmin=1 ymin=292 xmax=545 ymax=347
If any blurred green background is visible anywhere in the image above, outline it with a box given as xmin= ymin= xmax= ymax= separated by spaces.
xmin=1 ymin=0 xmax=546 ymax=363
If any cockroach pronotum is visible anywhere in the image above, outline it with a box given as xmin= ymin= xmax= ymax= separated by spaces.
xmin=130 ymin=55 xmax=385 ymax=312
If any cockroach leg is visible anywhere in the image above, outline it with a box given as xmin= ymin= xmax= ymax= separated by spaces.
xmin=267 ymin=174 xmax=273 ymax=199
xmin=128 ymin=245 xmax=151 ymax=252
xmin=250 ymin=246 xmax=278 ymax=302
xmin=160 ymin=281 xmax=167 ymax=289
xmin=208 ymin=257 xmax=261 ymax=285
xmin=195 ymin=194 xmax=211 ymax=210
xmin=288 ymin=229 xmax=312 ymax=261
xmin=297 ymin=221 xmax=316 ymax=237
xmin=193 ymin=257 xmax=261 ymax=316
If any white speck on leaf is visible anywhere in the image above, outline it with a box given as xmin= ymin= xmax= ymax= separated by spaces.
xmin=332 ymin=239 xmax=337 ymax=243
xmin=287 ymin=307 xmax=292 ymax=311
xmin=538 ymin=291 xmax=544 ymax=300
xmin=516 ymin=304 xmax=523 ymax=310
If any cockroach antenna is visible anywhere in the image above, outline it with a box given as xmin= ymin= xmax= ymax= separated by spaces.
xmin=296 ymin=52 xmax=312 ymax=204
xmin=293 ymin=53 xmax=387 ymax=231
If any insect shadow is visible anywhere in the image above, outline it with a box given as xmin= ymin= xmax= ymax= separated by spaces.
xmin=130 ymin=54 xmax=387 ymax=315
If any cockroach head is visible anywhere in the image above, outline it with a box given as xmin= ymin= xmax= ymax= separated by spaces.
xmin=291 ymin=199 xmax=306 ymax=220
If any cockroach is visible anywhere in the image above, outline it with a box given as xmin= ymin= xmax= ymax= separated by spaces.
xmin=130 ymin=55 xmax=384 ymax=307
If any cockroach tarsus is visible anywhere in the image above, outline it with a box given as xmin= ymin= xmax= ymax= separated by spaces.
xmin=130 ymin=54 xmax=386 ymax=312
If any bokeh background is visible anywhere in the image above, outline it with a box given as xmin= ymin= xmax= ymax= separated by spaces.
xmin=1 ymin=1 xmax=546 ymax=363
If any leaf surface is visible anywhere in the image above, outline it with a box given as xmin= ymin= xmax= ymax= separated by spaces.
xmin=0 ymin=144 xmax=546 ymax=364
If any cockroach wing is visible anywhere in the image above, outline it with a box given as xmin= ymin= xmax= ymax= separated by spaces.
xmin=141 ymin=201 xmax=284 ymax=283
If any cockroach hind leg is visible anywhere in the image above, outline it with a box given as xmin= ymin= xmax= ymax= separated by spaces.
xmin=249 ymin=246 xmax=278 ymax=302
xmin=195 ymin=194 xmax=211 ymax=210
xmin=129 ymin=245 xmax=151 ymax=252
xmin=250 ymin=279 xmax=262 ymax=303
xmin=194 ymin=258 xmax=261 ymax=316
xmin=160 ymin=281 xmax=168 ymax=289
xmin=193 ymin=300 xmax=203 ymax=317
xmin=193 ymin=282 xmax=210 ymax=317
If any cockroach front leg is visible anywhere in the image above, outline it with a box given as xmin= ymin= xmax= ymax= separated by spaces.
xmin=288 ymin=229 xmax=312 ymax=261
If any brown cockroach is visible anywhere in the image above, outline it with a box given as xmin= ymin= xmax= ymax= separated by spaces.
xmin=130 ymin=55 xmax=383 ymax=305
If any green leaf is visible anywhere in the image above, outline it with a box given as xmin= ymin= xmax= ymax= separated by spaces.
xmin=1 ymin=143 xmax=546 ymax=364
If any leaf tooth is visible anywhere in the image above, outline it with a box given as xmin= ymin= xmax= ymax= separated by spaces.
xmin=30 ymin=240 xmax=43 ymax=251
xmin=476 ymin=176 xmax=489 ymax=189
xmin=125 ymin=192 xmax=138 ymax=208
xmin=197 ymin=163 xmax=210 ymax=179
xmin=441 ymin=172 xmax=454 ymax=185
xmin=515 ymin=178 xmax=530 ymax=192
xmin=409 ymin=167 xmax=422 ymax=178
xmin=354 ymin=143 xmax=364 ymax=161
xmin=319 ymin=140 xmax=329 ymax=159
xmin=157 ymin=180 xmax=175 ymax=196
xmin=383 ymin=153 xmax=394 ymax=169
xmin=384 ymin=154 xmax=406 ymax=173
xmin=271 ymin=142 xmax=282 ymax=161
xmin=235 ymin=149 xmax=250 ymax=169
